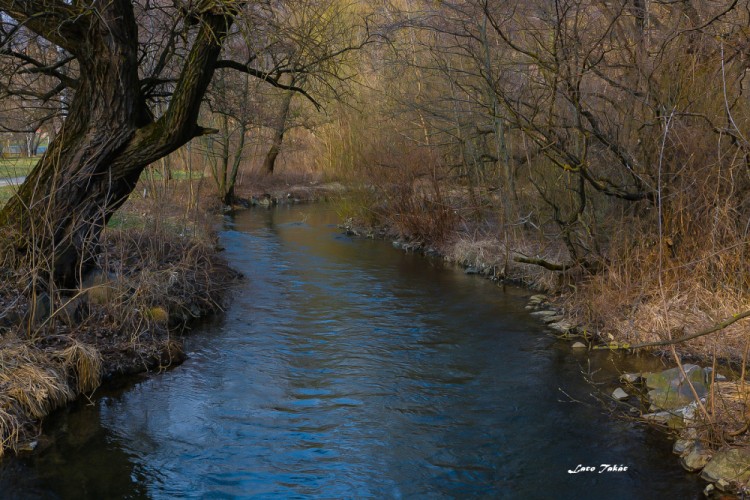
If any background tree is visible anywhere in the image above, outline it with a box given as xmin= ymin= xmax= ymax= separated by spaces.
xmin=0 ymin=0 xmax=372 ymax=289
xmin=204 ymin=69 xmax=257 ymax=205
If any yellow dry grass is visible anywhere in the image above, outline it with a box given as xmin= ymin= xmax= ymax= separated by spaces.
xmin=566 ymin=230 xmax=750 ymax=361
xmin=446 ymin=233 xmax=565 ymax=290
xmin=2 ymin=364 xmax=73 ymax=419
xmin=0 ymin=398 xmax=21 ymax=457
xmin=59 ymin=341 xmax=103 ymax=393
xmin=0 ymin=334 xmax=104 ymax=452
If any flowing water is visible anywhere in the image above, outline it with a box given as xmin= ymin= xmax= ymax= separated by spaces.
xmin=0 ymin=205 xmax=703 ymax=499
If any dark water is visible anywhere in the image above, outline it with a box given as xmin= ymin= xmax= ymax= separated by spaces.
xmin=0 ymin=205 xmax=703 ymax=499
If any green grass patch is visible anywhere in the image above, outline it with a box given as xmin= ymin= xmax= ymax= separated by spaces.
xmin=0 ymin=158 xmax=36 ymax=179
xmin=0 ymin=160 xmax=206 ymax=182
xmin=107 ymin=212 xmax=145 ymax=230
xmin=0 ymin=185 xmax=17 ymax=206
xmin=142 ymin=168 xmax=205 ymax=181
xmin=107 ymin=212 xmax=196 ymax=238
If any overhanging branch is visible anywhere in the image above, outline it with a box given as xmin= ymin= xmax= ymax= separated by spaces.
xmin=0 ymin=1 xmax=87 ymax=54
xmin=622 ymin=310 xmax=750 ymax=350
xmin=215 ymin=59 xmax=322 ymax=110
xmin=0 ymin=48 xmax=77 ymax=88
xmin=514 ymin=255 xmax=570 ymax=271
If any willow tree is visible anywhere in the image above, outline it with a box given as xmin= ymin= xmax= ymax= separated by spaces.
xmin=0 ymin=0 xmax=330 ymax=289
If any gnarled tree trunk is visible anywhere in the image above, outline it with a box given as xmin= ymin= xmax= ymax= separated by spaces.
xmin=0 ymin=0 xmax=233 ymax=289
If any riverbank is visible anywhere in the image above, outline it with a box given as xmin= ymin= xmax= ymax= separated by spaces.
xmin=1 ymin=203 xmax=706 ymax=498
xmin=229 ymin=176 xmax=346 ymax=209
xmin=0 ymin=172 xmax=345 ymax=457
xmin=335 ymin=187 xmax=750 ymax=497
xmin=338 ymin=193 xmax=749 ymax=361
xmin=0 ymin=185 xmax=237 ymax=456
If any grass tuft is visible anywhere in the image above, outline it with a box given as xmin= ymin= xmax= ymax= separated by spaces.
xmin=59 ymin=342 xmax=103 ymax=394
xmin=0 ymin=398 xmax=21 ymax=456
xmin=1 ymin=363 xmax=73 ymax=420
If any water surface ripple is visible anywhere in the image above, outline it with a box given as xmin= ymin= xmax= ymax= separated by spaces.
xmin=0 ymin=206 xmax=702 ymax=499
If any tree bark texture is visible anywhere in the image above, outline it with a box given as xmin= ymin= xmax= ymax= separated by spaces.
xmin=0 ymin=0 xmax=233 ymax=289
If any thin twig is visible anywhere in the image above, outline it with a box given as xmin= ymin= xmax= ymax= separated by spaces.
xmin=625 ymin=309 xmax=750 ymax=350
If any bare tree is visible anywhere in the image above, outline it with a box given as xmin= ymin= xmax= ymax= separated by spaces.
xmin=205 ymin=69 xmax=256 ymax=204
xmin=0 ymin=0 xmax=373 ymax=289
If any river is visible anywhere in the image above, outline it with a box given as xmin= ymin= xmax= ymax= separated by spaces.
xmin=0 ymin=205 xmax=702 ymax=498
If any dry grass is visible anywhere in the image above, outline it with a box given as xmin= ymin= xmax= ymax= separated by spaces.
xmin=0 ymin=335 xmax=112 ymax=454
xmin=0 ymin=181 xmax=236 ymax=455
xmin=3 ymin=364 xmax=73 ymax=420
xmin=682 ymin=381 xmax=750 ymax=450
xmin=445 ymin=232 xmax=566 ymax=291
xmin=59 ymin=341 xmax=102 ymax=393
xmin=0 ymin=399 xmax=22 ymax=454
xmin=0 ymin=336 xmax=74 ymax=453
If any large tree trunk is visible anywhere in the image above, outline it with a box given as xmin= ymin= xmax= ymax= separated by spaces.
xmin=0 ymin=0 xmax=232 ymax=290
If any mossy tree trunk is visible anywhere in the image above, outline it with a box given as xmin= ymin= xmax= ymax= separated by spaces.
xmin=0 ymin=0 xmax=233 ymax=289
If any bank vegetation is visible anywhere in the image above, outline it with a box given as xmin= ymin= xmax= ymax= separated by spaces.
xmin=2 ymin=0 xmax=750 ymax=479
xmin=318 ymin=1 xmax=750 ymax=366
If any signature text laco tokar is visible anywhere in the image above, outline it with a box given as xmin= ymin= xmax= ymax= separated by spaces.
xmin=568 ymin=464 xmax=629 ymax=474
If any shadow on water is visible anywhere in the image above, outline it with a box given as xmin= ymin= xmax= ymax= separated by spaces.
xmin=0 ymin=386 xmax=150 ymax=500
xmin=0 ymin=205 xmax=703 ymax=499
